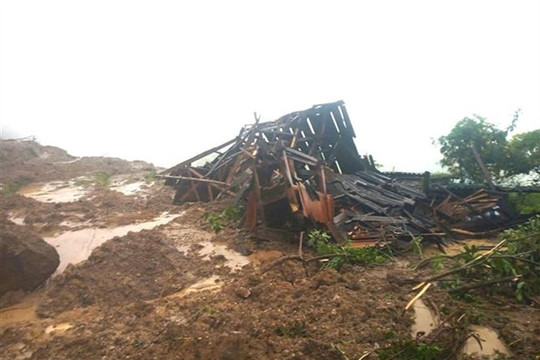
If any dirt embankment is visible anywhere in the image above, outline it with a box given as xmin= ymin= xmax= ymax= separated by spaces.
xmin=0 ymin=139 xmax=154 ymax=186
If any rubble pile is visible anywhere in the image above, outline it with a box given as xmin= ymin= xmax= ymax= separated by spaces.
xmin=161 ymin=101 xmax=524 ymax=246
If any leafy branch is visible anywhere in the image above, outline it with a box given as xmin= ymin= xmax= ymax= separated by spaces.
xmin=415 ymin=216 xmax=540 ymax=303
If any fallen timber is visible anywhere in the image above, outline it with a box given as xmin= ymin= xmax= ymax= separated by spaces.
xmin=161 ymin=100 xmax=524 ymax=247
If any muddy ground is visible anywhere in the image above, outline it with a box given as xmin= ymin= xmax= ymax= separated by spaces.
xmin=1 ymin=140 xmax=538 ymax=360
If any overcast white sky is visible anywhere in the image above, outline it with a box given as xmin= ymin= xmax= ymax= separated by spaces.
xmin=1 ymin=0 xmax=539 ymax=172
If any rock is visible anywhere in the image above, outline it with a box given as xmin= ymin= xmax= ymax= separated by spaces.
xmin=0 ymin=218 xmax=59 ymax=295
xmin=234 ymin=287 xmax=251 ymax=299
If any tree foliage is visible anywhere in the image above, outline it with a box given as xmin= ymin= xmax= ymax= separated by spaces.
xmin=506 ymin=129 xmax=540 ymax=177
xmin=437 ymin=115 xmax=539 ymax=183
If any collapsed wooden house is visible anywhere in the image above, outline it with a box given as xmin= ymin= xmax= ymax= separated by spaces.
xmin=160 ymin=101 xmax=520 ymax=246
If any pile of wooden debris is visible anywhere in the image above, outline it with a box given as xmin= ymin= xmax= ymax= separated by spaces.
xmin=160 ymin=101 xmax=522 ymax=247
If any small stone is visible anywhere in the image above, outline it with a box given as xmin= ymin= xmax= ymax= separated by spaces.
xmin=234 ymin=287 xmax=251 ymax=299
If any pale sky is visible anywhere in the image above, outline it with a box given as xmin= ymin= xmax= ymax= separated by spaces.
xmin=1 ymin=0 xmax=539 ymax=172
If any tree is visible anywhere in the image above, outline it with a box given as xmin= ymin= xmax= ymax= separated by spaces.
xmin=437 ymin=115 xmax=507 ymax=182
xmin=437 ymin=115 xmax=539 ymax=184
xmin=506 ymin=129 xmax=540 ymax=177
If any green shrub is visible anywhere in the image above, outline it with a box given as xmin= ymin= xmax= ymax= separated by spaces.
xmin=203 ymin=205 xmax=245 ymax=233
xmin=144 ymin=168 xmax=157 ymax=183
xmin=1 ymin=176 xmax=35 ymax=195
xmin=307 ymin=230 xmax=393 ymax=270
xmin=93 ymin=171 xmax=112 ymax=187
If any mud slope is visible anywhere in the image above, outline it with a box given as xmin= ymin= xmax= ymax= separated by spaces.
xmin=0 ymin=139 xmax=154 ymax=184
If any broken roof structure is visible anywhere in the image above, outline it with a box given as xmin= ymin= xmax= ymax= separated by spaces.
xmin=161 ymin=101 xmax=522 ymax=246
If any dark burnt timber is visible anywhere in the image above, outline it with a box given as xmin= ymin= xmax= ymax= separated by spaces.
xmin=161 ymin=101 xmax=523 ymax=247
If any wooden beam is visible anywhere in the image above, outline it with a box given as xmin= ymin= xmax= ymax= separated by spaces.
xmin=159 ymin=138 xmax=237 ymax=174
xmin=157 ymin=175 xmax=229 ymax=186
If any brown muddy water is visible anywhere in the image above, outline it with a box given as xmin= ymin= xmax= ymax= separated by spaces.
xmin=409 ymin=299 xmax=510 ymax=359
xmin=45 ymin=212 xmax=181 ymax=274
xmin=463 ymin=324 xmax=510 ymax=358
xmin=19 ymin=181 xmax=88 ymax=203
xmin=110 ymin=180 xmax=147 ymax=196
xmin=411 ymin=299 xmax=438 ymax=337
xmin=196 ymin=241 xmax=251 ymax=271
xmin=18 ymin=177 xmax=153 ymax=203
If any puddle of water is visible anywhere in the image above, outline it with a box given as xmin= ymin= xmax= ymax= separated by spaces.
xmin=8 ymin=216 xmax=25 ymax=226
xmin=0 ymin=305 xmax=37 ymax=326
xmin=19 ymin=181 xmax=87 ymax=203
xmin=197 ymin=241 xmax=250 ymax=271
xmin=462 ymin=325 xmax=510 ymax=358
xmin=45 ymin=212 xmax=180 ymax=274
xmin=45 ymin=323 xmax=73 ymax=335
xmin=110 ymin=181 xmax=145 ymax=196
xmin=411 ymin=299 xmax=438 ymax=337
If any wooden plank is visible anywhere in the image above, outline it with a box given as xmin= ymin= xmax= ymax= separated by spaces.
xmin=346 ymin=215 xmax=409 ymax=224
xmin=159 ymin=138 xmax=237 ymax=174
xmin=282 ymin=151 xmax=294 ymax=186
xmin=290 ymin=127 xmax=300 ymax=148
xmin=284 ymin=147 xmax=319 ymax=166
xmin=252 ymin=162 xmax=266 ymax=224
xmin=325 ymin=220 xmax=345 ymax=244
xmin=225 ymin=153 xmax=247 ymax=184
xmin=204 ymin=143 xmax=242 ymax=178
xmin=244 ymin=190 xmax=257 ymax=229
xmin=158 ymin=175 xmax=229 ymax=186
xmin=240 ymin=147 xmax=256 ymax=159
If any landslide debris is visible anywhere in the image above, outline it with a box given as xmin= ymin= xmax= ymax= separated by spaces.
xmin=0 ymin=139 xmax=154 ymax=186
xmin=36 ymin=228 xmax=227 ymax=318
xmin=2 ymin=138 xmax=539 ymax=360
